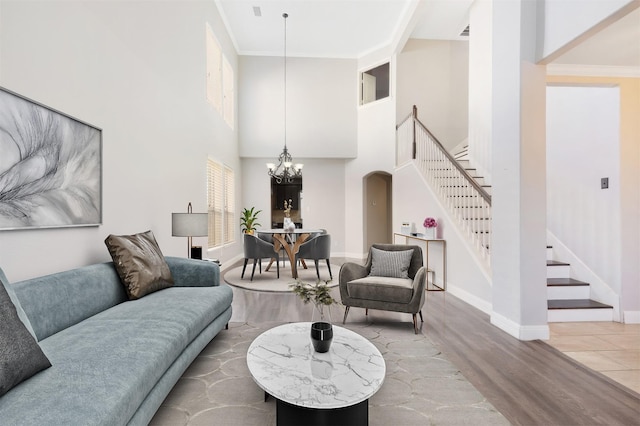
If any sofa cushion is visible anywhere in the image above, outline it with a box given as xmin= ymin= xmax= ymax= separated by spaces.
xmin=346 ymin=276 xmax=414 ymax=304
xmin=0 ymin=276 xmax=51 ymax=397
xmin=369 ymin=247 xmax=413 ymax=279
xmin=105 ymin=230 xmax=174 ymax=299
xmin=13 ymin=263 xmax=128 ymax=341
xmin=0 ymin=284 xmax=233 ymax=426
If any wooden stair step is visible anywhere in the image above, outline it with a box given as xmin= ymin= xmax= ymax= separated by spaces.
xmin=548 ymin=299 xmax=612 ymax=309
xmin=547 ymin=278 xmax=589 ymax=286
xmin=547 ymin=260 xmax=570 ymax=266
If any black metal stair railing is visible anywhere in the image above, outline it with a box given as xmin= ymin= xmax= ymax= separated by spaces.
xmin=397 ymin=106 xmax=492 ymax=262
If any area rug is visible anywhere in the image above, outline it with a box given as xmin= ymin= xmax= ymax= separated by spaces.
xmin=149 ymin=322 xmax=508 ymax=426
xmin=223 ymin=260 xmax=339 ymax=292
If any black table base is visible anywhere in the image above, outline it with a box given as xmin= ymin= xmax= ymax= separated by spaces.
xmin=276 ymin=398 xmax=368 ymax=426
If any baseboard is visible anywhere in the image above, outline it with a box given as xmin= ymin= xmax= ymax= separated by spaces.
xmin=623 ymin=311 xmax=640 ymax=324
xmin=490 ymin=311 xmax=550 ymax=341
xmin=446 ymin=284 xmax=492 ymax=315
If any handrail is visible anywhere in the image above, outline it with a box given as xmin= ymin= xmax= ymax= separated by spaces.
xmin=397 ymin=105 xmax=492 ymax=262
xmin=413 ymin=117 xmax=492 ymax=205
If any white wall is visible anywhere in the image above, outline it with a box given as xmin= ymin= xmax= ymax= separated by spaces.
xmin=393 ymin=163 xmax=493 ymax=310
xmin=547 ymin=85 xmax=622 ymax=294
xmin=0 ymin=1 xmax=240 ymax=281
xmin=238 ymin=56 xmax=357 ymax=159
xmin=467 ymin=0 xmax=493 ymax=184
xmin=345 ymin=75 xmax=397 ymax=258
xmin=240 ymin=157 xmax=346 ymax=255
xmin=541 ymin=0 xmax=636 ymax=61
xmin=396 ymin=39 xmax=469 ymax=151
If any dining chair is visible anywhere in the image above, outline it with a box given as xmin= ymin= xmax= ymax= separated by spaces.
xmin=294 ymin=234 xmax=332 ymax=280
xmin=242 ymin=233 xmax=280 ymax=281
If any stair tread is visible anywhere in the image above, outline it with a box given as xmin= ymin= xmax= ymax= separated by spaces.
xmin=548 ymin=299 xmax=612 ymax=309
xmin=547 ymin=260 xmax=570 ymax=266
xmin=547 ymin=278 xmax=589 ymax=286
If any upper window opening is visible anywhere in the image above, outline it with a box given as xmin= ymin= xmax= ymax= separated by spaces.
xmin=361 ymin=62 xmax=389 ymax=105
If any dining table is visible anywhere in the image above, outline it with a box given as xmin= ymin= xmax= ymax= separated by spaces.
xmin=257 ymin=228 xmax=323 ymax=279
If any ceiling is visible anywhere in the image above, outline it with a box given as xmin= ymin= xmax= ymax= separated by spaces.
xmin=215 ymin=0 xmax=640 ymax=67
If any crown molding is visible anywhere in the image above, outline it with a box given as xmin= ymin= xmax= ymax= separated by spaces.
xmin=547 ymin=64 xmax=640 ymax=78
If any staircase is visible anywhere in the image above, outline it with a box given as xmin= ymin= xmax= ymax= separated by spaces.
xmin=397 ymin=107 xmax=614 ymax=323
xmin=396 ymin=108 xmax=492 ymax=263
xmin=453 ymin=145 xmax=492 ymax=197
xmin=546 ymin=246 xmax=613 ymax=322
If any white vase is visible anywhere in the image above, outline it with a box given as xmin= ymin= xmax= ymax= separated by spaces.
xmin=424 ymin=227 xmax=436 ymax=239
xmin=283 ymin=217 xmax=295 ymax=233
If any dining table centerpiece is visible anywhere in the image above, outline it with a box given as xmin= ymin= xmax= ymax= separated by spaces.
xmin=283 ymin=199 xmax=295 ymax=232
xmin=290 ymin=279 xmax=338 ymax=353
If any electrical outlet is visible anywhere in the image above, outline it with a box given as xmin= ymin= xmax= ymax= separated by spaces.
xmin=601 ymin=177 xmax=609 ymax=189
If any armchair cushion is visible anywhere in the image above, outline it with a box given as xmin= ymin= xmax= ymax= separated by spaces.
xmin=346 ymin=276 xmax=414 ymax=304
xmin=369 ymin=247 xmax=413 ymax=279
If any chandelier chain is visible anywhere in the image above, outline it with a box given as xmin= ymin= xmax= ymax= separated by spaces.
xmin=266 ymin=12 xmax=302 ymax=184
xmin=283 ymin=12 xmax=287 ymax=150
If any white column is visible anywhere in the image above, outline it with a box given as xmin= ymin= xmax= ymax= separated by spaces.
xmin=489 ymin=0 xmax=549 ymax=340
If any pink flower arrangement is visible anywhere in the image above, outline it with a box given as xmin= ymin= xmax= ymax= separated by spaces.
xmin=423 ymin=217 xmax=437 ymax=228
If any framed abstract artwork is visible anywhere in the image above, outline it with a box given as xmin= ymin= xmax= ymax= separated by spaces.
xmin=0 ymin=86 xmax=102 ymax=230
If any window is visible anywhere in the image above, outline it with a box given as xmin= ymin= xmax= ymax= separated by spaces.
xmin=360 ymin=62 xmax=390 ymax=105
xmin=206 ymin=23 xmax=234 ymax=129
xmin=206 ymin=24 xmax=222 ymax=112
xmin=207 ymin=159 xmax=235 ymax=248
xmin=222 ymin=55 xmax=234 ymax=128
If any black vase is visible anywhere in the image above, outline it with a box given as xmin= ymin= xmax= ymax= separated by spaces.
xmin=310 ymin=322 xmax=333 ymax=353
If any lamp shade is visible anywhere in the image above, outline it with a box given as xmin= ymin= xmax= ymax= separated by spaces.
xmin=172 ymin=213 xmax=208 ymax=237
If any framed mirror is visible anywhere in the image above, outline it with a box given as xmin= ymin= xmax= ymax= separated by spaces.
xmin=271 ymin=176 xmax=303 ymax=228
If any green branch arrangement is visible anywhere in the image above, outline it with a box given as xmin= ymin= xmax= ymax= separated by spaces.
xmin=290 ymin=279 xmax=338 ymax=322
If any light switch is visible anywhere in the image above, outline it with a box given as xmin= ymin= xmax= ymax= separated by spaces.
xmin=601 ymin=177 xmax=609 ymax=189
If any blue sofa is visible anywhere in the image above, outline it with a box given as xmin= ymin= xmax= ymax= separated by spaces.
xmin=0 ymin=256 xmax=233 ymax=425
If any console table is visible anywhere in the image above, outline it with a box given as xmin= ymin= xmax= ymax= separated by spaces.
xmin=393 ymin=233 xmax=447 ymax=291
xmin=247 ymin=322 xmax=385 ymax=426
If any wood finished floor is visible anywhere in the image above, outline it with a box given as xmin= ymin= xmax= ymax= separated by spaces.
xmin=224 ymin=258 xmax=640 ymax=425
xmin=424 ymin=291 xmax=640 ymax=425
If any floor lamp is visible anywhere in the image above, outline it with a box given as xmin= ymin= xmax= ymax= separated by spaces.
xmin=172 ymin=202 xmax=208 ymax=259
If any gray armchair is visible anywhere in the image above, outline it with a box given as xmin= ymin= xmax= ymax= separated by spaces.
xmin=242 ymin=233 xmax=279 ymax=281
xmin=339 ymin=244 xmax=427 ymax=333
xmin=294 ymin=234 xmax=332 ymax=280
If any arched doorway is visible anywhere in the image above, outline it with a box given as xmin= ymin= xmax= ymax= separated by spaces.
xmin=363 ymin=171 xmax=392 ymax=250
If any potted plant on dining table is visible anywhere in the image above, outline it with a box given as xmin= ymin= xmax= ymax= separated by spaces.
xmin=240 ymin=207 xmax=262 ymax=234
xmin=290 ymin=279 xmax=338 ymax=353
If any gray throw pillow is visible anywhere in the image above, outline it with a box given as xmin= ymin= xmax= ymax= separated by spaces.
xmin=0 ymin=267 xmax=37 ymax=338
xmin=369 ymin=247 xmax=413 ymax=279
xmin=105 ymin=230 xmax=174 ymax=300
xmin=0 ymin=277 xmax=51 ymax=397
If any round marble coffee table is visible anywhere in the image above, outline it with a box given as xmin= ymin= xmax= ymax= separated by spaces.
xmin=247 ymin=322 xmax=386 ymax=426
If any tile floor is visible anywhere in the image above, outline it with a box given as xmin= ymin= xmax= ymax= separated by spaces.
xmin=546 ymin=321 xmax=640 ymax=394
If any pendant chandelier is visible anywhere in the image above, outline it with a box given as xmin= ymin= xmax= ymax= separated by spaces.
xmin=267 ymin=12 xmax=303 ymax=184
